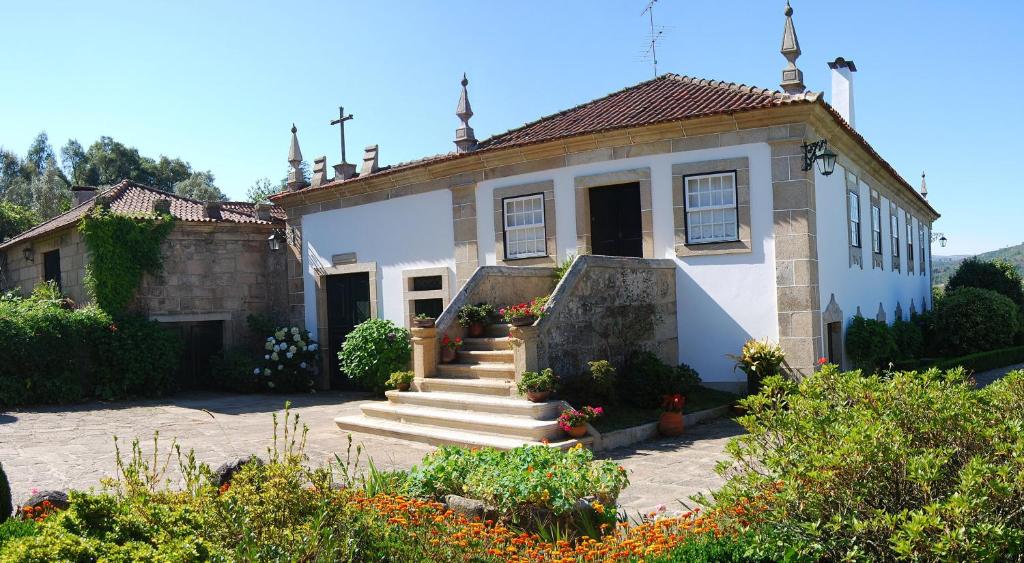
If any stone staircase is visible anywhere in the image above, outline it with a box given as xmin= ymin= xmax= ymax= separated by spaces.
xmin=334 ymin=323 xmax=584 ymax=450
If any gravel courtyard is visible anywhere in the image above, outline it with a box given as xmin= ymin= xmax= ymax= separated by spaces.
xmin=0 ymin=392 xmax=739 ymax=517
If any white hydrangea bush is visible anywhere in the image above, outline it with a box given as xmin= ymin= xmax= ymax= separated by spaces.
xmin=253 ymin=326 xmax=320 ymax=391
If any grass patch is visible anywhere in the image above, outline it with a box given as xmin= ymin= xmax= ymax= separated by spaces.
xmin=591 ymin=385 xmax=738 ymax=433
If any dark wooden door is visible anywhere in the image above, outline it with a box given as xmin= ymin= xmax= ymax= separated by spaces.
xmin=589 ymin=183 xmax=643 ymax=257
xmin=826 ymin=322 xmax=841 ymax=365
xmin=43 ymin=249 xmax=61 ymax=291
xmin=168 ymin=320 xmax=224 ymax=390
xmin=325 ymin=272 xmax=371 ymax=388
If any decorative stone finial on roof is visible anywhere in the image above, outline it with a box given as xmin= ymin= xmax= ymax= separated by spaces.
xmin=454 ymin=73 xmax=478 ymax=154
xmin=920 ymin=172 xmax=928 ymax=199
xmin=287 ymin=124 xmax=308 ymax=192
xmin=311 ymin=156 xmax=329 ymax=189
xmin=779 ymin=1 xmax=805 ymax=95
xmin=361 ymin=145 xmax=379 ymax=176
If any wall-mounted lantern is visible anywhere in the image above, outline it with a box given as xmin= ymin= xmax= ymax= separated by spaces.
xmin=939 ymin=235 xmax=948 ymax=248
xmin=267 ymin=231 xmax=283 ymax=252
xmin=22 ymin=246 xmax=34 ymax=263
xmin=801 ymin=139 xmax=837 ymax=176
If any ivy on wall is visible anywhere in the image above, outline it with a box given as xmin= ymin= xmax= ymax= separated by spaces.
xmin=79 ymin=208 xmax=174 ymax=314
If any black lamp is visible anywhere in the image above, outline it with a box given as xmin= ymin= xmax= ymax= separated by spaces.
xmin=267 ymin=231 xmax=282 ymax=251
xmin=939 ymin=235 xmax=948 ymax=248
xmin=801 ymin=139 xmax=837 ymax=176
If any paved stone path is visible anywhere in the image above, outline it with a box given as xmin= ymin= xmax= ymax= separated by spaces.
xmin=0 ymin=392 xmax=739 ymax=516
xmin=973 ymin=363 xmax=1023 ymax=387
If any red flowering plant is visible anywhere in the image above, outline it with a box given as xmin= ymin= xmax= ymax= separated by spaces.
xmin=499 ymin=296 xmax=548 ymax=323
xmin=440 ymin=335 xmax=463 ymax=351
xmin=557 ymin=405 xmax=603 ymax=431
xmin=661 ymin=393 xmax=685 ymax=413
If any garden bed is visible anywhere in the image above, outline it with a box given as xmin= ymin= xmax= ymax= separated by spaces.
xmin=591 ymin=385 xmax=738 ymax=433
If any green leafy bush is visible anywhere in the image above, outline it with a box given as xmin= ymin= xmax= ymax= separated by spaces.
xmin=650 ymin=532 xmax=770 ymax=562
xmin=209 ymin=349 xmax=260 ymax=393
xmin=0 ymin=519 xmax=37 ymax=550
xmin=257 ymin=326 xmax=318 ymax=392
xmin=845 ymin=315 xmax=898 ymax=372
xmin=553 ymin=253 xmax=576 ymax=282
xmin=891 ymin=318 xmax=923 ymax=360
xmin=403 ymin=445 xmax=628 ymax=528
xmin=936 ymin=287 xmax=1019 ymax=355
xmin=0 ymin=462 xmax=10 ymax=523
xmin=456 ymin=303 xmax=496 ymax=327
xmin=619 ymin=352 xmax=702 ymax=408
xmin=706 ymin=366 xmax=1024 ymax=561
xmin=932 ymin=345 xmax=1024 ymax=373
xmin=386 ymin=370 xmax=414 ymax=389
xmin=338 ymin=319 xmax=411 ymax=394
xmin=947 ymin=257 xmax=1024 ymax=307
xmin=516 ymin=368 xmax=557 ymax=394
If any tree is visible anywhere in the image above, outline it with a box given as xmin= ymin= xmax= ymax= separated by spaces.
xmin=29 ymin=157 xmax=72 ymax=219
xmin=0 ymin=201 xmax=39 ymax=242
xmin=24 ymin=132 xmax=55 ymax=176
xmin=60 ymin=139 xmax=87 ymax=185
xmin=147 ymin=156 xmax=192 ymax=192
xmin=0 ymin=149 xmax=28 ymax=201
xmin=946 ymin=257 xmax=1024 ymax=308
xmin=81 ymin=136 xmax=150 ymax=187
xmin=173 ymin=171 xmax=226 ymax=202
xmin=246 ymin=177 xmax=280 ymax=203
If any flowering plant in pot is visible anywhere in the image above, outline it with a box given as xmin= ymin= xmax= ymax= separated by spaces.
xmin=500 ymin=296 xmax=548 ymax=327
xmin=386 ymin=370 xmax=415 ymax=392
xmin=516 ymin=368 xmax=557 ymax=402
xmin=440 ymin=334 xmax=462 ymax=363
xmin=658 ymin=393 xmax=685 ymax=436
xmin=411 ymin=313 xmax=435 ymax=328
xmin=457 ymin=303 xmax=496 ymax=337
xmin=557 ymin=405 xmax=603 ymax=438
xmin=728 ymin=338 xmax=786 ymax=396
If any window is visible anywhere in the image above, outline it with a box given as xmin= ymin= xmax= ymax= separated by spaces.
xmin=919 ymin=225 xmax=926 ymax=272
xmin=43 ymin=249 xmax=61 ymax=291
xmin=906 ymin=215 xmax=914 ymax=266
xmin=684 ymin=172 xmax=738 ymax=244
xmin=848 ymin=191 xmax=861 ymax=247
xmin=871 ymin=204 xmax=882 ymax=254
xmin=502 ymin=193 xmax=546 ymax=259
xmin=890 ymin=214 xmax=900 ymax=257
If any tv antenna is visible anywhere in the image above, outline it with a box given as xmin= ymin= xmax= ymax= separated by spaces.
xmin=640 ymin=0 xmax=670 ymax=77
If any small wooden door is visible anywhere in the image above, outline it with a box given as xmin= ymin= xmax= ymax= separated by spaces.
xmin=325 ymin=272 xmax=371 ymax=388
xmin=826 ymin=322 xmax=842 ymax=366
xmin=589 ymin=183 xmax=643 ymax=257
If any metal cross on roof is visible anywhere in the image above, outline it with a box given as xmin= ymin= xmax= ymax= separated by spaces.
xmin=330 ymin=106 xmax=354 ymax=165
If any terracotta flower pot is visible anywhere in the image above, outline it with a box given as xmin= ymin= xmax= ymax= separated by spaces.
xmin=525 ymin=390 xmax=551 ymax=403
xmin=441 ymin=348 xmax=457 ymax=363
xmin=511 ymin=315 xmax=537 ymax=327
xmin=566 ymin=425 xmax=588 ymax=438
xmin=467 ymin=323 xmax=485 ymax=337
xmin=397 ymin=383 xmax=411 ymax=392
xmin=658 ymin=411 xmax=685 ymax=437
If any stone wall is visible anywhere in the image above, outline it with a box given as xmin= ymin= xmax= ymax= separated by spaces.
xmin=0 ymin=227 xmax=89 ymax=303
xmin=536 ymin=255 xmax=677 ymax=379
xmin=132 ymin=223 xmax=288 ymax=349
xmin=435 ymin=266 xmax=557 ymax=339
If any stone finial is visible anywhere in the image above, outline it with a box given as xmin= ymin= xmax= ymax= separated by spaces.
xmin=311 ymin=156 xmax=329 ymax=189
xmin=454 ymin=73 xmax=478 ymax=154
xmin=204 ymin=201 xmax=223 ymax=220
xmin=152 ymin=199 xmax=171 ymax=215
xmin=920 ymin=172 xmax=928 ymax=199
xmin=909 ymin=298 xmax=917 ymax=317
xmin=287 ymin=124 xmax=308 ymax=192
xmin=779 ymin=1 xmax=805 ymax=95
xmin=876 ymin=302 xmax=886 ymax=323
xmin=360 ymin=145 xmax=379 ymax=176
xmin=895 ymin=302 xmax=904 ymax=322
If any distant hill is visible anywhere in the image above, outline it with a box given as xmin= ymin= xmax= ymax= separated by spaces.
xmin=933 ymin=242 xmax=1024 ymax=286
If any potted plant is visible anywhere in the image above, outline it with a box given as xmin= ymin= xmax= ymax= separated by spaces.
xmin=728 ymin=338 xmax=786 ymax=396
xmin=440 ymin=334 xmax=462 ymax=363
xmin=658 ymin=393 xmax=685 ymax=436
xmin=516 ymin=368 xmax=557 ymax=402
xmin=457 ymin=303 xmax=496 ymax=337
xmin=500 ymin=296 xmax=549 ymax=327
xmin=411 ymin=313 xmax=435 ymax=328
xmin=557 ymin=405 xmax=603 ymax=438
xmin=387 ymin=370 xmax=415 ymax=392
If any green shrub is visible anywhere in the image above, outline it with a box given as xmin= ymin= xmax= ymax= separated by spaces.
xmin=619 ymin=352 xmax=702 ymax=408
xmin=553 ymin=253 xmax=576 ymax=282
xmin=936 ymin=287 xmax=1019 ymax=355
xmin=728 ymin=339 xmax=786 ymax=395
xmin=650 ymin=531 xmax=770 ymax=562
xmin=0 ymin=462 xmax=10 ymax=523
xmin=913 ymin=308 xmax=942 ymax=357
xmin=257 ymin=326 xmax=318 ymax=392
xmin=92 ymin=314 xmax=181 ymax=400
xmin=932 ymin=345 xmax=1024 ymax=374
xmin=845 ymin=315 xmax=898 ymax=372
xmin=386 ymin=370 xmax=414 ymax=389
xmin=456 ymin=303 xmax=496 ymax=327
xmin=338 ymin=319 xmax=411 ymax=394
xmin=0 ymin=519 xmax=37 ymax=549
xmin=705 ymin=366 xmax=1024 ymax=561
xmin=209 ymin=349 xmax=260 ymax=393
xmin=891 ymin=318 xmax=923 ymax=360
xmin=516 ymin=368 xmax=557 ymax=394
xmin=947 ymin=257 xmax=1024 ymax=308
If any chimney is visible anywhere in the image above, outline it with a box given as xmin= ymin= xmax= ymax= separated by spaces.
xmin=828 ymin=57 xmax=857 ymax=127
xmin=204 ymin=201 xmax=222 ymax=220
xmin=255 ymin=203 xmax=273 ymax=222
xmin=72 ymin=185 xmax=98 ymax=206
xmin=152 ymin=199 xmax=171 ymax=215
xmin=311 ymin=156 xmax=329 ymax=188
xmin=360 ymin=145 xmax=379 ymax=176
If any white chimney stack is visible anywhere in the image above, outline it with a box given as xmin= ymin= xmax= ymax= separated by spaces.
xmin=828 ymin=57 xmax=857 ymax=128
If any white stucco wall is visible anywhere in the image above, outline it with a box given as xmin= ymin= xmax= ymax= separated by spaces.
xmin=301 ymin=189 xmax=456 ymax=339
xmin=475 ymin=143 xmax=779 ymax=386
xmin=815 ymin=164 xmax=933 ymax=363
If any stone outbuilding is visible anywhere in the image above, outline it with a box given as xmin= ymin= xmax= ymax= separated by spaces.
xmin=0 ymin=180 xmax=289 ymax=387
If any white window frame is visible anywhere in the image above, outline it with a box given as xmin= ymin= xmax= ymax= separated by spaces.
xmin=906 ymin=215 xmax=914 ymax=265
xmin=890 ymin=213 xmax=900 ymax=257
xmin=502 ymin=193 xmax=547 ymax=260
xmin=683 ymin=171 xmax=739 ymax=244
xmin=871 ymin=204 xmax=882 ymax=254
xmin=848 ymin=191 xmax=861 ymax=247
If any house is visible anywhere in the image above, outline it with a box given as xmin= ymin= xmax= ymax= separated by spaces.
xmin=0 ymin=180 xmax=289 ymax=386
xmin=267 ymin=4 xmax=938 ymax=447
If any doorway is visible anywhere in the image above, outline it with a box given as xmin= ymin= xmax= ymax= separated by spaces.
xmin=166 ymin=320 xmax=224 ymax=390
xmin=589 ymin=183 xmax=643 ymax=257
xmin=325 ymin=272 xmax=371 ymax=388
xmin=826 ymin=321 xmax=843 ymax=367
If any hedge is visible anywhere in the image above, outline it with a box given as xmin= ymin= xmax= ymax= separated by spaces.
xmin=932 ymin=345 xmax=1024 ymax=373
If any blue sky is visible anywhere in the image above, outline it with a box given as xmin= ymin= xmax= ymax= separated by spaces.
xmin=1 ymin=1 xmax=1020 ymax=255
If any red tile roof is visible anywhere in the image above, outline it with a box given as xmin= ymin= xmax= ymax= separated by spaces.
xmin=0 ymin=180 xmax=284 ymax=250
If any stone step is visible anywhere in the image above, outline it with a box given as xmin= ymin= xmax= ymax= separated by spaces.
xmin=436 ymin=363 xmax=514 ymax=380
xmin=456 ymin=349 xmax=514 ymax=364
xmin=417 ymin=377 xmax=514 ymax=397
xmin=460 ymin=337 xmax=512 ymax=351
xmin=386 ymin=390 xmax=560 ymax=419
xmin=360 ymin=403 xmax=564 ymax=441
xmin=334 ymin=415 xmax=584 ymax=450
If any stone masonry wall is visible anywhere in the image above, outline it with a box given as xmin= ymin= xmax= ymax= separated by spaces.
xmin=0 ymin=228 xmax=89 ymax=303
